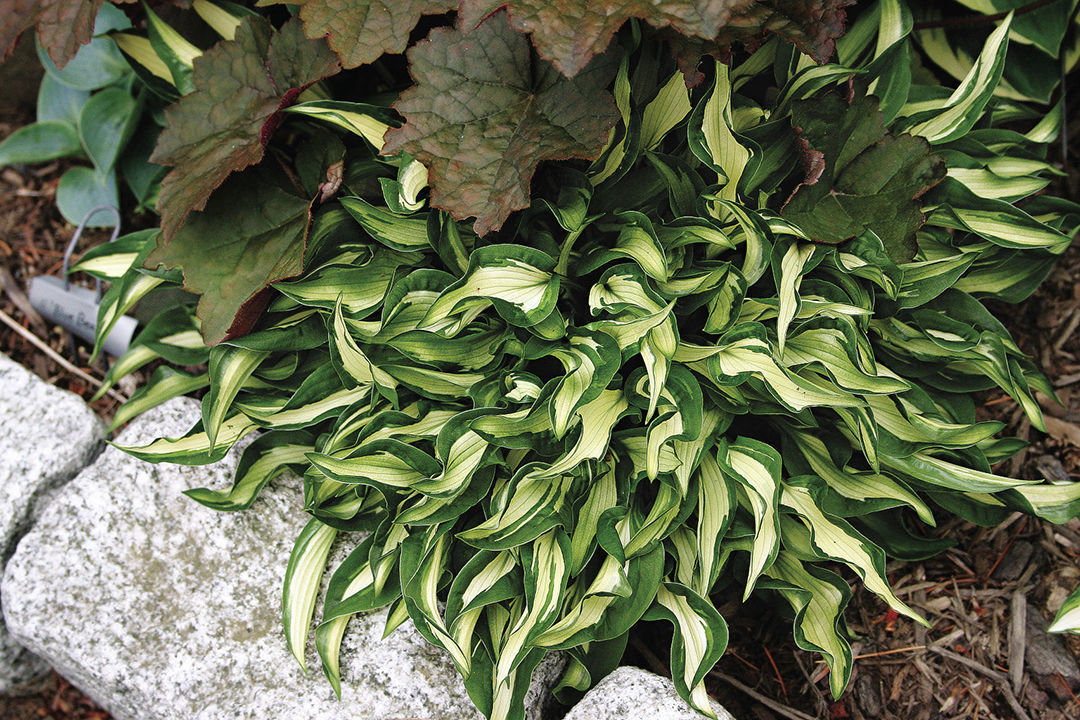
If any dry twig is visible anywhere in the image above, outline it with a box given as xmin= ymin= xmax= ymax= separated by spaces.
xmin=0 ymin=308 xmax=127 ymax=404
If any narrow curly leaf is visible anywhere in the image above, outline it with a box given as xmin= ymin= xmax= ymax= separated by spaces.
xmin=781 ymin=93 xmax=945 ymax=263
xmin=382 ymin=11 xmax=619 ymax=236
xmin=260 ymin=0 xmax=456 ymax=69
xmin=145 ymin=165 xmax=313 ymax=345
xmin=151 ymin=17 xmax=339 ymax=240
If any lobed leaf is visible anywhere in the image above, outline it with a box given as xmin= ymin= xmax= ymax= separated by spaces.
xmin=150 ymin=17 xmax=339 ymax=240
xmin=382 ymin=11 xmax=619 ymax=236
xmin=260 ymin=0 xmax=456 ymax=69
xmin=145 ymin=165 xmax=314 ymax=345
xmin=781 ymin=93 xmax=945 ymax=262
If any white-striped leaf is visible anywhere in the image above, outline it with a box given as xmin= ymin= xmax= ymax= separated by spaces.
xmin=283 ymin=519 xmax=338 ymax=672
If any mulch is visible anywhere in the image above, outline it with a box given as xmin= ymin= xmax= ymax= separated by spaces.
xmin=1 ymin=95 xmax=1080 ymax=720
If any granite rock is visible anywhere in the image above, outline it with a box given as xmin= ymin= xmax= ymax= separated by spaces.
xmin=2 ymin=397 xmax=561 ymax=719
xmin=563 ymin=666 xmax=736 ymax=720
xmin=0 ymin=353 xmax=104 ymax=690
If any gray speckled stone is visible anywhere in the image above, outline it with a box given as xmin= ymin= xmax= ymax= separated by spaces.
xmin=563 ymin=667 xmax=736 ymax=720
xmin=1 ymin=397 xmax=561 ymax=719
xmin=0 ymin=352 xmax=104 ymax=690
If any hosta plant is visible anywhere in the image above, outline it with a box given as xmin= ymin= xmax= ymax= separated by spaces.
xmin=0 ymin=3 xmax=159 ymax=224
xmin=30 ymin=1 xmax=1080 ymax=719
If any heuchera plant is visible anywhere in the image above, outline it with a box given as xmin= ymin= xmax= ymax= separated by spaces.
xmin=10 ymin=1 xmax=1080 ymax=719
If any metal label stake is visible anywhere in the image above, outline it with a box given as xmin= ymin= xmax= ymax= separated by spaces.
xmin=27 ymin=206 xmax=138 ymax=359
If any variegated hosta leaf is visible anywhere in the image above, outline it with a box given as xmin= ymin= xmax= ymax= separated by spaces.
xmin=283 ymin=519 xmax=338 ymax=671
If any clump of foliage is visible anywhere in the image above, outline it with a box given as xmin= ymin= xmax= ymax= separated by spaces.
xmin=12 ymin=1 xmax=1080 ymax=719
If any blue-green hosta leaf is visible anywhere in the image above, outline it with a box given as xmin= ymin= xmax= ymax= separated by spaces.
xmin=421 ymin=245 xmax=560 ymax=330
xmin=56 ymin=166 xmax=120 ymax=228
xmin=0 ymin=121 xmax=81 ymax=164
xmin=780 ymin=480 xmax=925 ymax=626
xmin=78 ymin=86 xmax=139 ymax=174
xmin=36 ymin=72 xmax=89 ymax=127
xmin=283 ymin=518 xmax=338 ymax=671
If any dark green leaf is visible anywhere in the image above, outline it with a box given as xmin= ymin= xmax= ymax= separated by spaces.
xmin=145 ymin=164 xmax=313 ymax=344
xmin=781 ymin=92 xmax=945 ymax=262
